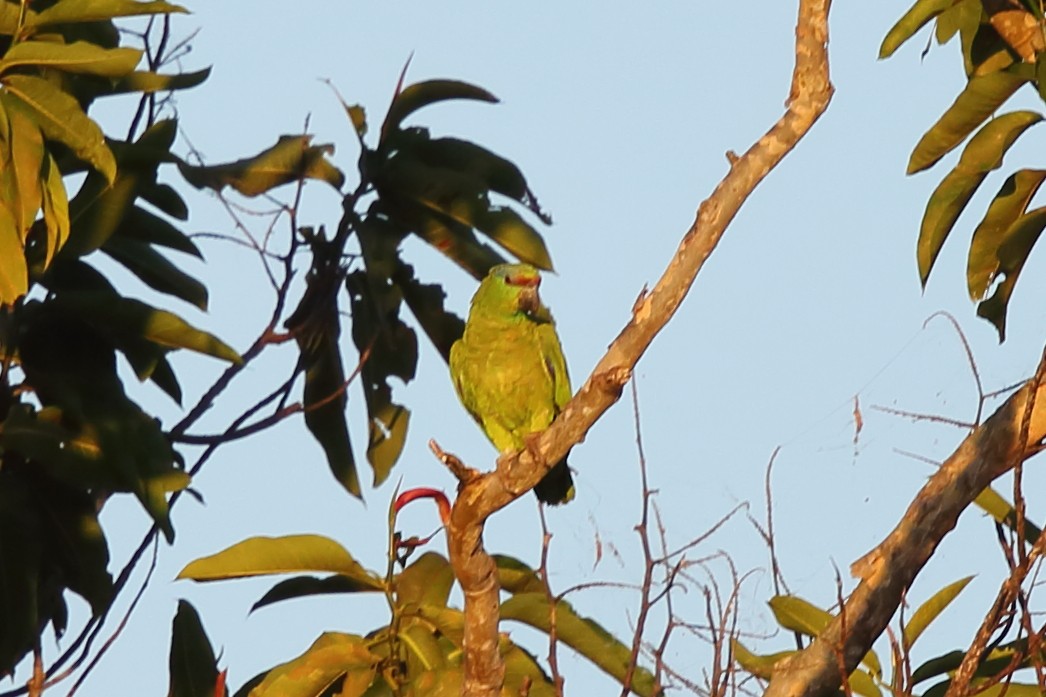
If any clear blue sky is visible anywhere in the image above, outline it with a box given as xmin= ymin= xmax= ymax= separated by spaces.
xmin=25 ymin=2 xmax=1046 ymax=694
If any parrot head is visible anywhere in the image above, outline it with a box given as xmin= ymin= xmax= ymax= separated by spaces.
xmin=475 ymin=264 xmax=551 ymax=321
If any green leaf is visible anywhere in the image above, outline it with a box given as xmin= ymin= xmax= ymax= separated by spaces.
xmin=62 ymin=171 xmax=137 ymax=258
xmin=115 ymin=204 xmax=200 ymax=256
xmin=977 ymin=206 xmax=1046 ymax=340
xmin=973 ymin=484 xmax=1043 ymax=544
xmin=3 ymin=74 xmax=116 ymax=182
xmin=40 ymin=154 xmax=70 ymax=269
xmin=395 ymin=552 xmax=454 ymax=607
xmin=968 ymin=169 xmax=1046 ymax=299
xmin=287 ymin=267 xmax=361 ymax=497
xmin=908 ymin=70 xmax=1029 ymax=174
xmin=29 ymin=0 xmax=188 ymax=27
xmin=916 ymin=111 xmax=1042 ymax=285
xmin=732 ymin=640 xmax=794 ymax=679
xmin=139 ymin=182 xmax=190 ymax=221
xmin=500 ymin=593 xmax=663 ymax=697
xmin=246 ymin=633 xmax=379 ymax=697
xmin=177 ymin=135 xmax=345 ymax=196
xmin=0 ymin=41 xmax=141 ymax=78
xmin=111 ymin=67 xmax=211 ymax=94
xmin=251 ymin=574 xmax=383 ymax=613
xmin=2 ymin=94 xmax=45 ymax=238
xmin=934 ymin=0 xmax=978 ymax=46
xmin=903 ymin=576 xmax=973 ymax=647
xmin=168 ymin=600 xmax=224 ymax=697
xmin=51 ymin=292 xmax=240 ymax=362
xmin=177 ymin=534 xmax=385 ymax=585
xmin=880 ymin=0 xmax=955 ymax=58
xmin=393 ymin=263 xmax=464 ymax=363
xmin=0 ymin=203 xmax=26 ymax=305
xmin=381 ymin=80 xmax=497 ymax=140
xmin=102 ymin=235 xmax=208 ymax=309
xmin=0 ymin=478 xmax=43 ymax=674
xmin=768 ymin=596 xmax=882 ymax=677
xmin=494 ymin=555 xmax=544 ymax=594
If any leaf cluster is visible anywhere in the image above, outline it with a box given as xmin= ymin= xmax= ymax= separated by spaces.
xmin=883 ymin=0 xmax=1046 ymax=340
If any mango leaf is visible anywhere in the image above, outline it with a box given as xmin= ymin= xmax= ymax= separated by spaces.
xmin=769 ymin=595 xmax=882 ymax=677
xmin=3 ymin=74 xmax=116 ymax=183
xmin=381 ymin=80 xmax=497 ymax=141
xmin=977 ymin=206 xmax=1046 ymax=340
xmin=393 ymin=263 xmax=464 ymax=363
xmin=402 ymin=135 xmax=551 ymax=223
xmin=139 ymin=181 xmax=190 ymax=221
xmin=111 ymin=67 xmax=211 ymax=94
xmin=974 ymin=484 xmax=1043 ymax=543
xmin=0 ymin=204 xmax=26 ymax=304
xmin=494 ymin=554 xmax=544 ymax=594
xmin=393 ymin=202 xmax=505 ymax=280
xmin=500 ymin=593 xmax=663 ymax=697
xmin=115 ymin=203 xmax=200 ymax=256
xmin=287 ymin=263 xmax=361 ymax=497
xmin=149 ymin=353 xmax=182 ymax=403
xmin=102 ymin=235 xmax=207 ymax=309
xmin=29 ymin=0 xmax=188 ymax=26
xmin=399 ymin=620 xmax=449 ymax=674
xmin=346 ymin=270 xmax=415 ymax=487
xmin=395 ymin=552 xmax=454 ymax=607
xmin=880 ymin=0 xmax=955 ymax=58
xmin=968 ymin=169 xmax=1046 ymax=299
xmin=40 ymin=153 xmax=70 ymax=269
xmin=177 ymin=534 xmax=385 ymax=585
xmin=0 ymin=479 xmax=44 ymax=674
xmin=732 ymin=640 xmax=794 ymax=679
xmin=907 ymin=70 xmax=1029 ymax=174
xmin=62 ymin=171 xmax=137 ymax=258
xmin=916 ymin=111 xmax=1042 ymax=285
xmin=168 ymin=600 xmax=225 ymax=697
xmin=51 ymin=291 xmax=239 ymax=362
xmin=934 ymin=0 xmax=978 ymax=48
xmin=0 ymin=41 xmax=141 ymax=77
xmin=245 ymin=633 xmax=379 ymax=697
xmin=251 ymin=574 xmax=383 ymax=613
xmin=177 ymin=135 xmax=345 ymax=196
xmin=2 ymin=94 xmax=45 ymax=237
xmin=904 ymin=576 xmax=974 ymax=647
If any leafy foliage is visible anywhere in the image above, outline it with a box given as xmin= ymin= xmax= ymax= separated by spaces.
xmin=884 ymin=0 xmax=1046 ymax=339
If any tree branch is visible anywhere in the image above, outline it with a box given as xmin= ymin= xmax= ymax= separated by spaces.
xmin=442 ymin=1 xmax=834 ymax=694
xmin=764 ymin=357 xmax=1046 ymax=697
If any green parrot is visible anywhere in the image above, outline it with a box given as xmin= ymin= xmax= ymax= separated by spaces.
xmin=449 ymin=263 xmax=575 ymax=504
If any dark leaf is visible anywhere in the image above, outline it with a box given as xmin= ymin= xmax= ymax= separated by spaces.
xmin=168 ymin=600 xmax=225 ymax=697
xmin=880 ymin=0 xmax=954 ymax=58
xmin=102 ymin=235 xmax=207 ymax=309
xmin=381 ymin=79 xmax=497 ymax=141
xmin=251 ymin=574 xmax=383 ymax=613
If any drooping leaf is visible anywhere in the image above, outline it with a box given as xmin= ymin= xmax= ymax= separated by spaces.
xmin=286 ymin=259 xmax=361 ymax=497
xmin=393 ymin=263 xmax=464 ymax=363
xmin=0 ymin=204 xmax=26 ymax=304
xmin=102 ymin=235 xmax=208 ymax=309
xmin=243 ymin=632 xmax=379 ymax=697
xmin=177 ymin=135 xmax=345 ymax=196
xmin=916 ymin=110 xmax=1042 ymax=285
xmin=732 ymin=640 xmax=795 ymax=679
xmin=395 ymin=552 xmax=454 ymax=607
xmin=110 ymin=67 xmax=210 ymax=94
xmin=51 ymin=291 xmax=239 ymax=362
xmin=934 ymin=0 xmax=978 ymax=47
xmin=907 ymin=69 xmax=1029 ymax=174
xmin=880 ymin=0 xmax=955 ymax=58
xmin=168 ymin=600 xmax=225 ymax=697
xmin=40 ymin=153 xmax=70 ymax=269
xmin=28 ymin=0 xmax=187 ymax=27
xmin=973 ymin=484 xmax=1043 ymax=543
xmin=381 ymin=80 xmax=497 ymax=141
xmin=2 ymin=94 xmax=45 ymax=237
xmin=904 ymin=576 xmax=974 ymax=647
xmin=501 ymin=593 xmax=663 ymax=697
xmin=494 ymin=554 xmax=544 ymax=595
xmin=768 ymin=595 xmax=882 ymax=677
xmin=114 ymin=204 xmax=200 ymax=256
xmin=139 ymin=181 xmax=190 ymax=221
xmin=251 ymin=574 xmax=383 ymax=613
xmin=0 ymin=41 xmax=141 ymax=78
xmin=177 ymin=534 xmax=385 ymax=585
xmin=0 ymin=478 xmax=43 ymax=675
xmin=977 ymin=206 xmax=1046 ymax=340
xmin=3 ymin=74 xmax=116 ymax=182
xmin=967 ymin=169 xmax=1046 ymax=299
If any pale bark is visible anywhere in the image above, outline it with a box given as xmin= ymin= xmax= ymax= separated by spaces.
xmin=443 ymin=1 xmax=835 ymax=694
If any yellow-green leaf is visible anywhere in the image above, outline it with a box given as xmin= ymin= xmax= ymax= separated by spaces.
xmin=40 ymin=154 xmax=70 ymax=269
xmin=29 ymin=0 xmax=187 ymax=27
xmin=732 ymin=640 xmax=794 ymax=679
xmin=904 ymin=576 xmax=973 ymax=647
xmin=0 ymin=41 xmax=141 ymax=78
xmin=177 ymin=534 xmax=384 ymax=584
xmin=246 ymin=632 xmax=379 ymax=697
xmin=0 ymin=204 xmax=26 ymax=304
xmin=768 ymin=596 xmax=882 ymax=677
xmin=977 ymin=206 xmax=1046 ymax=340
xmin=880 ymin=0 xmax=954 ymax=58
xmin=3 ymin=74 xmax=115 ymax=183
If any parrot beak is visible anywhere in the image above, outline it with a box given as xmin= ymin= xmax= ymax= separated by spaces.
xmin=518 ymin=286 xmax=553 ymax=323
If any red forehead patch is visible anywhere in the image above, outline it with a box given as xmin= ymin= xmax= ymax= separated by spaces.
xmin=505 ymin=273 xmax=540 ymax=288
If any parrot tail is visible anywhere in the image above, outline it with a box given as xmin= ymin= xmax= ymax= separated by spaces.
xmin=534 ymin=457 xmax=575 ymax=505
